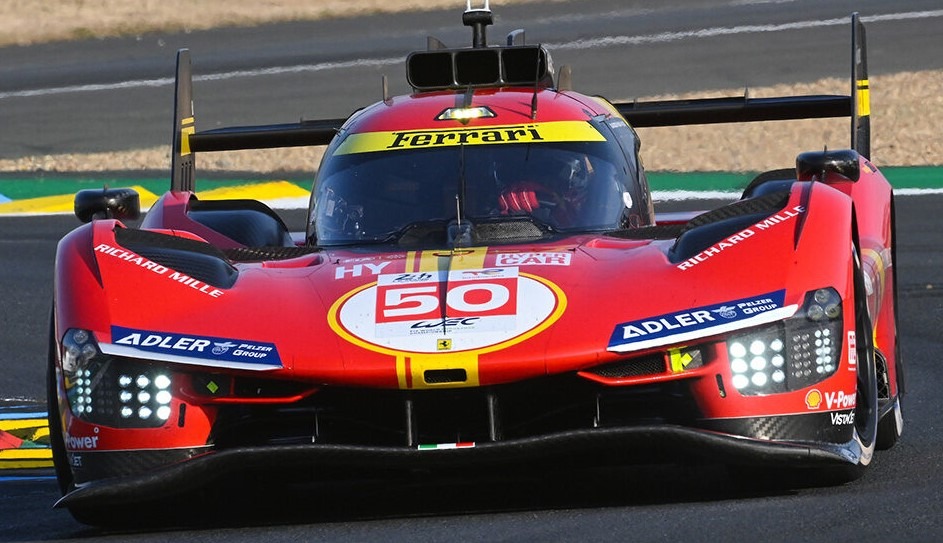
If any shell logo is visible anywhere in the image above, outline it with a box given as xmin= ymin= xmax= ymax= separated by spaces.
xmin=805 ymin=389 xmax=823 ymax=410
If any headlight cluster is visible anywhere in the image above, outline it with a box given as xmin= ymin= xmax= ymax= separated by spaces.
xmin=61 ymin=329 xmax=174 ymax=428
xmin=726 ymin=288 xmax=843 ymax=396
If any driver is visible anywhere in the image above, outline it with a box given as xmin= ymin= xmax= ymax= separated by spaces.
xmin=497 ymin=152 xmax=593 ymax=227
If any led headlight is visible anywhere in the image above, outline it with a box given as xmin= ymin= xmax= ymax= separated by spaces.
xmin=727 ymin=288 xmax=843 ymax=396
xmin=61 ymin=328 xmax=174 ymax=428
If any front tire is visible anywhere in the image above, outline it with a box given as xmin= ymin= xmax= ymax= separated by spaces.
xmin=46 ymin=309 xmax=74 ymax=496
xmin=841 ymin=245 xmax=880 ymax=477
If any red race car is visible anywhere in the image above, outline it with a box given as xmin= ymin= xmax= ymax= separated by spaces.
xmin=49 ymin=5 xmax=902 ymax=525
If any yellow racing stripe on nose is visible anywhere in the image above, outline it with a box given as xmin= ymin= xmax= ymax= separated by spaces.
xmin=394 ymin=247 xmax=492 ymax=389
xmin=406 ymin=247 xmax=489 ymax=272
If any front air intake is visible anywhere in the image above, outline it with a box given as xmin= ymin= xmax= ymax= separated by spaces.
xmin=115 ymin=227 xmax=238 ymax=289
xmin=424 ymin=369 xmax=469 ymax=385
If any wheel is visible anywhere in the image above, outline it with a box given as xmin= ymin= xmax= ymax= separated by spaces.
xmin=47 ymin=310 xmax=141 ymax=526
xmin=876 ymin=397 xmax=903 ymax=450
xmin=876 ymin=208 xmax=904 ymax=451
xmin=846 ymin=245 xmax=880 ymax=473
xmin=727 ymin=245 xmax=880 ymax=489
xmin=46 ymin=309 xmax=74 ymax=496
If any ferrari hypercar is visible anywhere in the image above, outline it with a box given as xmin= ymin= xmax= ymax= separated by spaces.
xmin=49 ymin=5 xmax=903 ymax=525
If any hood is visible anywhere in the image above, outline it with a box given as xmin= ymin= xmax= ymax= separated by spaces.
xmin=86 ymin=204 xmax=824 ymax=391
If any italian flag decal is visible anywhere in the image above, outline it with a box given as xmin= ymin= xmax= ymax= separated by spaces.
xmin=418 ymin=442 xmax=476 ymax=450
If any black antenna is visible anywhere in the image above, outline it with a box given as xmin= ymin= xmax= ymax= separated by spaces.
xmin=463 ymin=0 xmax=493 ymax=48
xmin=449 ymin=142 xmax=474 ymax=248
xmin=382 ymin=75 xmax=391 ymax=105
xmin=462 ymin=86 xmax=474 ymax=109
xmin=530 ymin=47 xmax=541 ymax=119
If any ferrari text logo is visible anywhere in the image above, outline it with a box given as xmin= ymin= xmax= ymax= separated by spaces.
xmin=387 ymin=125 xmax=544 ymax=149
xmin=334 ymin=121 xmax=605 ymax=155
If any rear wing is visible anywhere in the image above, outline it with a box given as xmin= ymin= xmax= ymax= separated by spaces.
xmin=170 ymin=13 xmax=870 ymax=192
xmin=169 ymin=51 xmax=343 ymax=192
xmin=611 ymin=12 xmax=870 ymax=156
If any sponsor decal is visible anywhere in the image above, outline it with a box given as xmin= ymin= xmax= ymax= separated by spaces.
xmin=608 ymin=290 xmax=788 ymax=352
xmin=847 ymin=331 xmax=857 ymax=371
xmin=805 ymin=389 xmax=854 ymax=411
xmin=333 ymin=121 xmax=606 ymax=155
xmin=495 ymin=252 xmax=572 ymax=266
xmin=110 ymin=326 xmax=281 ymax=367
xmin=824 ymin=390 xmax=856 ymax=410
xmin=331 ymin=268 xmax=564 ymax=354
xmin=335 ymin=260 xmax=392 ymax=280
xmin=418 ymin=442 xmax=475 ymax=450
xmin=677 ymin=205 xmax=805 ymax=271
xmin=805 ymin=389 xmax=823 ymax=409
xmin=95 ymin=243 xmax=225 ymax=297
xmin=65 ymin=430 xmax=99 ymax=451
xmin=831 ymin=410 xmax=855 ymax=426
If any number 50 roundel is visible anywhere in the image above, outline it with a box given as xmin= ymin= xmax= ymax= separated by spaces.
xmin=329 ymin=268 xmax=566 ymax=354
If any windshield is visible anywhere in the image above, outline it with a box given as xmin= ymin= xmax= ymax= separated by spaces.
xmin=309 ymin=126 xmax=640 ymax=246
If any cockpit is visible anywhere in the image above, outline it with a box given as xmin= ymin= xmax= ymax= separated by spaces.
xmin=308 ymin=117 xmax=653 ymax=247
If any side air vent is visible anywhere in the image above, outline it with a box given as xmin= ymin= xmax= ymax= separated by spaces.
xmin=669 ymin=190 xmax=791 ymax=264
xmin=407 ymin=45 xmax=553 ymax=91
xmin=586 ymin=355 xmax=667 ymax=379
xmin=224 ymin=246 xmax=319 ymax=262
xmin=474 ymin=220 xmax=547 ymax=241
xmin=115 ymin=228 xmax=238 ymax=289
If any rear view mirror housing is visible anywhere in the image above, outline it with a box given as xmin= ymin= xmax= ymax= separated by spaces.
xmin=74 ymin=187 xmax=141 ymax=223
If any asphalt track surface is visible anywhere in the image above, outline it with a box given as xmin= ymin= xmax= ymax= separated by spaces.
xmin=2 ymin=0 xmax=943 ymax=540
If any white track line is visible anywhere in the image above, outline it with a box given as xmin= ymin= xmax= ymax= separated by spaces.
xmin=1 ymin=10 xmax=941 ymax=101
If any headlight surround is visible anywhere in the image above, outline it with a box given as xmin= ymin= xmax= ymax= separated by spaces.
xmin=61 ymin=328 xmax=175 ymax=428
xmin=726 ymin=288 xmax=843 ymax=396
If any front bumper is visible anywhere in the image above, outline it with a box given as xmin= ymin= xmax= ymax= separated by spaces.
xmin=57 ymin=424 xmax=861 ymax=509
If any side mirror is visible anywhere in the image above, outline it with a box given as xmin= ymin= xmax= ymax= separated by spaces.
xmin=74 ymin=187 xmax=141 ymax=223
xmin=796 ymin=149 xmax=861 ymax=182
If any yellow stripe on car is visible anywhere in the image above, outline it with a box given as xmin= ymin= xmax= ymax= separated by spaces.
xmin=334 ymin=121 xmax=605 ymax=155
